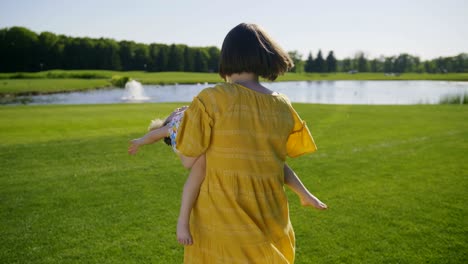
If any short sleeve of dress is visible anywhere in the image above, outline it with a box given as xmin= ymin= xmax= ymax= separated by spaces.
xmin=286 ymin=105 xmax=317 ymax=158
xmin=175 ymin=94 xmax=213 ymax=157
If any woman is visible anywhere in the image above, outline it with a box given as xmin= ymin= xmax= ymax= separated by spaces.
xmin=176 ymin=23 xmax=319 ymax=263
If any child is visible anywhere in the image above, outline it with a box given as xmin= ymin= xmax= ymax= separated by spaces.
xmin=128 ymin=105 xmax=327 ymax=246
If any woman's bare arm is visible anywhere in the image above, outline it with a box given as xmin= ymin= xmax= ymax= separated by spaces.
xmin=177 ymin=155 xmax=206 ymax=245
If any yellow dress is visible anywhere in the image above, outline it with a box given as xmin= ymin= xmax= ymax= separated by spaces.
xmin=176 ymin=83 xmax=317 ymax=263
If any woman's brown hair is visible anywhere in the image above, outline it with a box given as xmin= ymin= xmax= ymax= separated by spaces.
xmin=219 ymin=23 xmax=294 ymax=81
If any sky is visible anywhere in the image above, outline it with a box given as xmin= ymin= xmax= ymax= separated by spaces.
xmin=0 ymin=0 xmax=467 ymax=60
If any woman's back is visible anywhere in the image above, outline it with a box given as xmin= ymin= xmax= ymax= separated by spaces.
xmin=177 ymin=82 xmax=303 ymax=263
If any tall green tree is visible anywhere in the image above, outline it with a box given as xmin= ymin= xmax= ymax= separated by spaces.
xmin=5 ymin=25 xmax=466 ymax=74
xmin=288 ymin=51 xmax=304 ymax=73
xmin=147 ymin=44 xmax=160 ymax=71
xmin=315 ymin=50 xmax=325 ymax=72
xmin=62 ymin=37 xmax=81 ymax=69
xmin=383 ymin=57 xmax=394 ymax=72
xmin=119 ymin=41 xmax=136 ymax=70
xmin=340 ymin=58 xmax=352 ymax=72
xmin=183 ymin=47 xmax=195 ymax=72
xmin=356 ymin=52 xmax=368 ymax=72
xmin=0 ymin=28 xmax=7 ymax=72
xmin=412 ymin=56 xmax=421 ymax=72
xmin=194 ymin=49 xmax=209 ymax=72
xmin=207 ymin=46 xmax=220 ymax=72
xmin=325 ymin=51 xmax=337 ymax=72
xmin=3 ymin=27 xmax=39 ymax=71
xmin=133 ymin=43 xmax=149 ymax=71
xmin=93 ymin=38 xmax=121 ymax=70
xmin=453 ymin=53 xmax=468 ymax=72
xmin=79 ymin=38 xmax=97 ymax=69
xmin=167 ymin=44 xmax=185 ymax=71
xmin=370 ymin=59 xmax=379 ymax=72
xmin=394 ymin=53 xmax=411 ymax=73
xmin=37 ymin=31 xmax=60 ymax=70
xmin=424 ymin=60 xmax=437 ymax=73
xmin=304 ymin=52 xmax=314 ymax=73
xmin=155 ymin=45 xmax=170 ymax=72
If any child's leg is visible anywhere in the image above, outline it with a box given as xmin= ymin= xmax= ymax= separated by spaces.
xmin=284 ymin=164 xmax=327 ymax=210
xmin=177 ymin=155 xmax=206 ymax=245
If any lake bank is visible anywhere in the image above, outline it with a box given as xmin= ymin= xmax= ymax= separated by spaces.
xmin=1 ymin=70 xmax=468 ymax=97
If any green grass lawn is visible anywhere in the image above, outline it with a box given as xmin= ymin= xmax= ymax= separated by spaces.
xmin=0 ymin=78 xmax=110 ymax=95
xmin=1 ymin=70 xmax=467 ymax=96
xmin=0 ymin=103 xmax=467 ymax=263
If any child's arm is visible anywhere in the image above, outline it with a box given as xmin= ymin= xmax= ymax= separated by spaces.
xmin=128 ymin=124 xmax=170 ymax=155
xmin=284 ymin=164 xmax=327 ymax=210
xmin=177 ymin=155 xmax=206 ymax=245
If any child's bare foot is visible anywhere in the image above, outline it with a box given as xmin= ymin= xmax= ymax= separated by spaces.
xmin=177 ymin=219 xmax=193 ymax=246
xmin=300 ymin=194 xmax=328 ymax=210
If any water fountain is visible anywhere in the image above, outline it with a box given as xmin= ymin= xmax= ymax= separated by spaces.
xmin=121 ymin=80 xmax=150 ymax=101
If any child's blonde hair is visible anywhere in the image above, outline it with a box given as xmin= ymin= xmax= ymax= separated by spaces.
xmin=148 ymin=118 xmax=166 ymax=131
xmin=148 ymin=117 xmax=172 ymax=146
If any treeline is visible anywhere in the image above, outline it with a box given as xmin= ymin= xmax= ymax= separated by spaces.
xmin=0 ymin=27 xmax=219 ymax=72
xmin=0 ymin=26 xmax=467 ymax=73
xmin=289 ymin=50 xmax=468 ymax=73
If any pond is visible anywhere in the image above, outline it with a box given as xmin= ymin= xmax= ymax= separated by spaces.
xmin=8 ymin=80 xmax=468 ymax=105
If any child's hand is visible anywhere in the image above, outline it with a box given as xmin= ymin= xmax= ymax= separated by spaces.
xmin=128 ymin=139 xmax=142 ymax=155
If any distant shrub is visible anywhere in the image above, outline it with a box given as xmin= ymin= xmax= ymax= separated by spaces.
xmin=10 ymin=73 xmax=27 ymax=79
xmin=69 ymin=72 xmax=108 ymax=79
xmin=7 ymin=73 xmax=42 ymax=79
xmin=110 ymin=75 xmax=130 ymax=88
xmin=46 ymin=72 xmax=66 ymax=78
xmin=45 ymin=72 xmax=107 ymax=79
